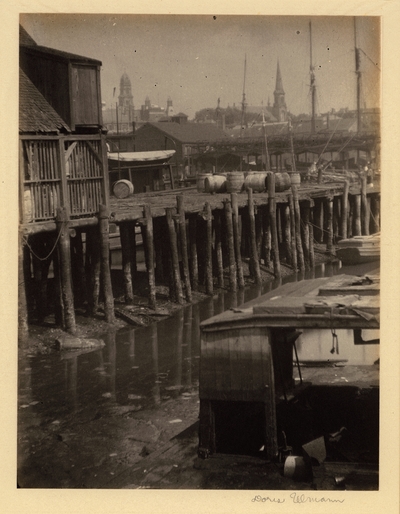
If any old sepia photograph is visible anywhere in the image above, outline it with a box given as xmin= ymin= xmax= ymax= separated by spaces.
xmin=8 ymin=7 xmax=397 ymax=509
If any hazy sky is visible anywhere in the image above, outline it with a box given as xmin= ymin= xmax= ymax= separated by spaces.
xmin=20 ymin=14 xmax=380 ymax=119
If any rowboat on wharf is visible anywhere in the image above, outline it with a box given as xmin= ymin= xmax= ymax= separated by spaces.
xmin=198 ymin=272 xmax=379 ymax=463
xmin=336 ymin=233 xmax=380 ymax=265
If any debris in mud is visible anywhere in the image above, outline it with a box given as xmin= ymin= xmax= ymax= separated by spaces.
xmin=55 ymin=334 xmax=105 ymax=350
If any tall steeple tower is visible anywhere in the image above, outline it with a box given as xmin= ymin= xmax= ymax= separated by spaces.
xmin=273 ymin=60 xmax=287 ymax=122
xmin=118 ymin=72 xmax=134 ymax=120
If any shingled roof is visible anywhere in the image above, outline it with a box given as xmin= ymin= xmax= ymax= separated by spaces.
xmin=19 ymin=68 xmax=70 ymax=134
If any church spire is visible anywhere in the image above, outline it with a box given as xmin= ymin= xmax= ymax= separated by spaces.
xmin=274 ymin=60 xmax=285 ymax=95
xmin=273 ymin=60 xmax=287 ymax=122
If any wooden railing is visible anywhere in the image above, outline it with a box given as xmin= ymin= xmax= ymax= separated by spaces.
xmin=20 ymin=134 xmax=109 ymax=224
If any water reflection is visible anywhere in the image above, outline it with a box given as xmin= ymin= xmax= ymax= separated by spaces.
xmin=21 ymin=260 xmax=379 ymax=424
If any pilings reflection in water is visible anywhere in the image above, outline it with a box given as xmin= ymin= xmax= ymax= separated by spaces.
xmin=19 ymin=260 xmax=379 ymax=427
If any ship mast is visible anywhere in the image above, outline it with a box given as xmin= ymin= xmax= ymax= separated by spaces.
xmin=354 ymin=17 xmax=361 ymax=134
xmin=309 ymin=20 xmax=316 ymax=134
xmin=240 ymin=54 xmax=247 ymax=134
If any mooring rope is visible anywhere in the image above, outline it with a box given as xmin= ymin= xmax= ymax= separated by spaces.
xmin=22 ymin=227 xmax=63 ymax=262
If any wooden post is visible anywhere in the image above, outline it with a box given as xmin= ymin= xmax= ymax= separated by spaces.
xmin=214 ymin=209 xmax=225 ymax=289
xmin=325 ymin=198 xmax=334 ymax=254
xmin=282 ymin=203 xmax=292 ymax=266
xmin=262 ymin=208 xmax=273 ymax=269
xmin=18 ymin=229 xmax=29 ymax=345
xmin=153 ymin=218 xmax=164 ymax=283
xmin=176 ymin=195 xmax=192 ymax=302
xmin=205 ymin=202 xmax=214 ymax=295
xmin=231 ymin=193 xmax=245 ymax=288
xmin=309 ymin=206 xmax=315 ymax=268
xmin=341 ymin=180 xmax=349 ymax=239
xmin=166 ymin=207 xmax=184 ymax=304
xmin=301 ymin=201 xmax=310 ymax=269
xmin=361 ymin=174 xmax=369 ymax=235
xmin=224 ymin=200 xmax=237 ymax=292
xmin=99 ymin=204 xmax=115 ymax=322
xmin=144 ymin=205 xmax=157 ymax=310
xmin=267 ymin=174 xmax=281 ymax=279
xmin=85 ymin=227 xmax=101 ymax=316
xmin=371 ymin=194 xmax=380 ymax=233
xmin=248 ymin=188 xmax=262 ymax=284
xmin=119 ymin=223 xmax=134 ymax=303
xmin=353 ymin=194 xmax=362 ymax=236
xmin=292 ymin=185 xmax=305 ymax=272
xmin=333 ymin=196 xmax=340 ymax=243
xmin=70 ymin=230 xmax=87 ymax=308
xmin=189 ymin=215 xmax=199 ymax=291
xmin=56 ymin=207 xmax=76 ymax=333
xmin=288 ymin=193 xmax=297 ymax=271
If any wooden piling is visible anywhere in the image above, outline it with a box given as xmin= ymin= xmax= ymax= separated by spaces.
xmin=205 ymin=202 xmax=214 ymax=295
xmin=231 ymin=193 xmax=245 ymax=288
xmin=267 ymin=175 xmax=281 ymax=279
xmin=144 ymin=204 xmax=157 ymax=309
xmin=248 ymin=188 xmax=262 ymax=284
xmin=166 ymin=207 xmax=184 ymax=304
xmin=288 ymin=193 xmax=297 ymax=271
xmin=341 ymin=180 xmax=349 ymax=239
xmin=224 ymin=199 xmax=237 ymax=292
xmin=300 ymin=201 xmax=311 ymax=269
xmin=361 ymin=175 xmax=369 ymax=235
xmin=309 ymin=209 xmax=315 ymax=268
xmin=85 ymin=227 xmax=100 ymax=316
xmin=282 ymin=203 xmax=292 ymax=266
xmin=262 ymin=209 xmax=273 ymax=269
xmin=56 ymin=206 xmax=76 ymax=333
xmin=18 ymin=230 xmax=29 ymax=345
xmin=325 ymin=198 xmax=334 ymax=254
xmin=370 ymin=194 xmax=380 ymax=233
xmin=189 ymin=215 xmax=199 ymax=291
xmin=153 ymin=218 xmax=164 ymax=283
xmin=70 ymin=230 xmax=87 ymax=307
xmin=333 ymin=196 xmax=340 ymax=243
xmin=119 ymin=223 xmax=134 ymax=303
xmin=292 ymin=185 xmax=305 ymax=272
xmin=353 ymin=194 xmax=362 ymax=236
xmin=99 ymin=204 xmax=115 ymax=323
xmin=177 ymin=195 xmax=192 ymax=302
xmin=214 ymin=209 xmax=225 ymax=289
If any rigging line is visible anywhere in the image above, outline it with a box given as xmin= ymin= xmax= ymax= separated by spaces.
xmin=316 ymin=117 xmax=343 ymax=164
xmin=359 ymin=48 xmax=381 ymax=71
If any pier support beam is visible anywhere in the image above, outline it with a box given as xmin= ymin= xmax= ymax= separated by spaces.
xmin=292 ymin=185 xmax=305 ymax=272
xmin=353 ymin=194 xmax=362 ymax=236
xmin=99 ymin=204 xmax=115 ymax=323
xmin=177 ymin=195 xmax=192 ymax=302
xmin=166 ymin=207 xmax=184 ymax=304
xmin=144 ymin=205 xmax=157 ymax=310
xmin=18 ymin=229 xmax=29 ymax=345
xmin=248 ymin=188 xmax=262 ymax=284
xmin=361 ymin=175 xmax=369 ymax=235
xmin=224 ymin=199 xmax=237 ymax=292
xmin=231 ymin=193 xmax=245 ymax=288
xmin=205 ymin=202 xmax=214 ymax=295
xmin=119 ymin=222 xmax=134 ymax=303
xmin=189 ymin=215 xmax=199 ymax=291
xmin=214 ymin=209 xmax=225 ymax=289
xmin=341 ymin=181 xmax=349 ymax=239
xmin=56 ymin=207 xmax=76 ymax=333
xmin=325 ymin=198 xmax=334 ymax=254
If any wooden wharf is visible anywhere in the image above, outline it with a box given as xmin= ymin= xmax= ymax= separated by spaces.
xmin=18 ymin=175 xmax=380 ymax=344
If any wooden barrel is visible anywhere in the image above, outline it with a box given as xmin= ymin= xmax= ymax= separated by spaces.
xmin=226 ymin=171 xmax=244 ymax=193
xmin=196 ymin=172 xmax=212 ymax=193
xmin=244 ymin=171 xmax=268 ymax=192
xmin=113 ymin=179 xmax=134 ymax=199
xmin=205 ymin=174 xmax=227 ymax=194
xmin=289 ymin=172 xmax=301 ymax=188
xmin=274 ymin=172 xmax=291 ymax=192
